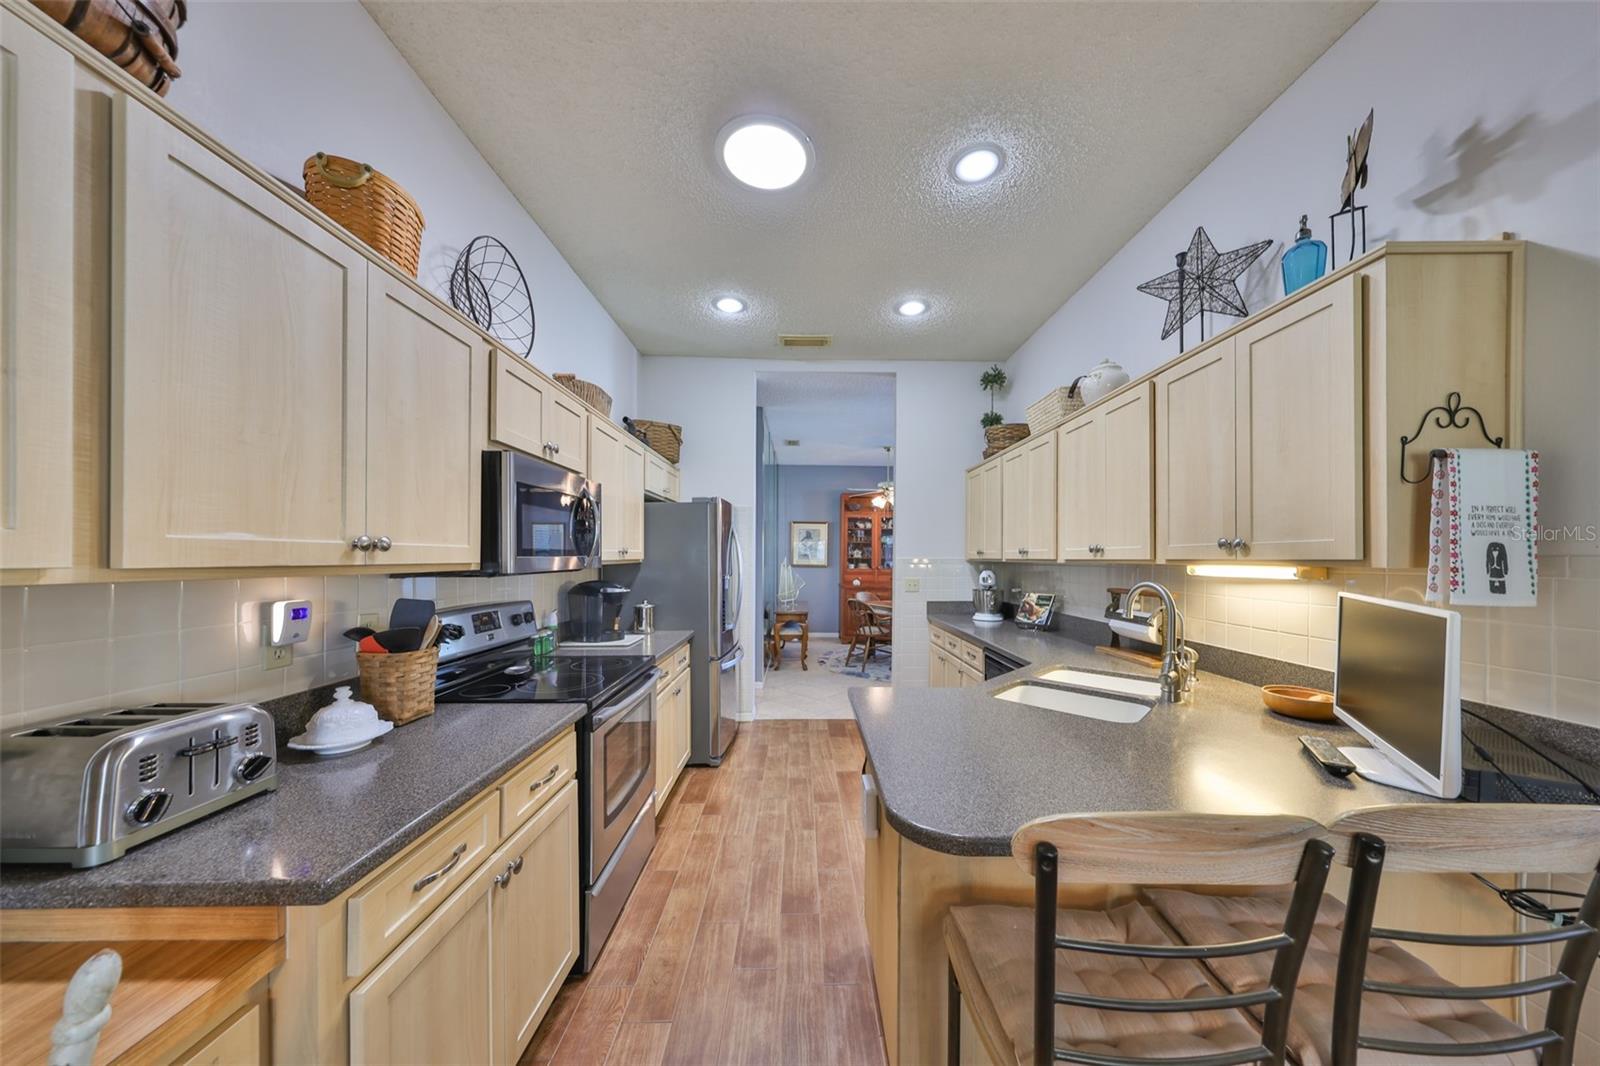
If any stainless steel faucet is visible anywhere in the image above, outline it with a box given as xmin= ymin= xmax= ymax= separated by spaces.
xmin=1121 ymin=581 xmax=1198 ymax=703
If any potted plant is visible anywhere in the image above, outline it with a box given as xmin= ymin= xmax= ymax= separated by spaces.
xmin=979 ymin=364 xmax=1029 ymax=457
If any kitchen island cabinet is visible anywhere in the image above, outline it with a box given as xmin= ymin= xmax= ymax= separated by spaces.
xmin=863 ymin=613 xmax=1528 ymax=1066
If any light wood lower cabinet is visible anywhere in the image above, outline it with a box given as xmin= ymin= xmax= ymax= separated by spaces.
xmin=929 ymin=632 xmax=984 ymax=688
xmin=1057 ymin=384 xmax=1153 ymax=561
xmin=964 ymin=460 xmax=1003 ymax=561
xmin=494 ymin=779 xmax=580 ymax=1065
xmin=654 ymin=654 xmax=692 ymax=812
xmin=0 ymin=10 xmax=75 ymax=569
xmin=1001 ymin=433 xmax=1057 ymax=561
xmin=174 ymin=1003 xmax=266 ymax=1066
xmin=490 ymin=349 xmax=588 ymax=474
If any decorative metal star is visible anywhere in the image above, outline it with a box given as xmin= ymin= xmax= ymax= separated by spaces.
xmin=1137 ymin=227 xmax=1273 ymax=341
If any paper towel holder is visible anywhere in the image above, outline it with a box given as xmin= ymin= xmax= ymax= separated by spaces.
xmin=1398 ymin=391 xmax=1503 ymax=484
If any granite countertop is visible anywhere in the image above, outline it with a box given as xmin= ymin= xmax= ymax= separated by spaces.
xmin=0 ymin=701 xmax=586 ymax=909
xmin=557 ymin=629 xmax=693 ymax=660
xmin=854 ymin=612 xmax=1456 ymax=857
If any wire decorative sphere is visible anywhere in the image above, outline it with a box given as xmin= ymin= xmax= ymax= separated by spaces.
xmin=450 ymin=236 xmax=535 ymax=357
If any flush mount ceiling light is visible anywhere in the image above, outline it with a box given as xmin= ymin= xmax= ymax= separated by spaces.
xmin=713 ymin=296 xmax=746 ymax=314
xmin=717 ymin=116 xmax=812 ymax=190
xmin=951 ymin=144 xmax=1004 ymax=184
xmin=896 ymin=299 xmax=928 ymax=317
xmin=1186 ymin=564 xmax=1329 ymax=581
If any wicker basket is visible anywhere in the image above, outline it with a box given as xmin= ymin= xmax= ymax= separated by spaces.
xmin=632 ymin=419 xmax=683 ymax=463
xmin=554 ymin=374 xmax=613 ymax=417
xmin=983 ymin=422 xmax=1031 ymax=456
xmin=357 ymin=646 xmax=439 ymax=725
xmin=1025 ymin=385 xmax=1086 ymax=435
xmin=303 ymin=153 xmax=425 ymax=277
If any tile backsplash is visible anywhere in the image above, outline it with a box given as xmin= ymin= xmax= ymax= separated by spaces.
xmin=0 ymin=571 xmax=592 ymax=730
xmin=991 ymin=556 xmax=1599 ymax=727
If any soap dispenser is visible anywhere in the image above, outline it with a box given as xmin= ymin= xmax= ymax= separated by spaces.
xmin=1281 ymin=214 xmax=1328 ymax=295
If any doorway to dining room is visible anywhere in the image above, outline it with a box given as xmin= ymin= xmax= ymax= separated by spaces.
xmin=754 ymin=372 xmax=896 ymax=719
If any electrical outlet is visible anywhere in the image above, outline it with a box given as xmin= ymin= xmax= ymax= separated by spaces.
xmin=359 ymin=613 xmax=380 ymax=630
xmin=263 ymin=645 xmax=292 ymax=671
xmin=903 ymin=577 xmax=921 ymax=592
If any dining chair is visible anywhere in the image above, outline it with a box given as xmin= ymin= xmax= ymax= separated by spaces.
xmin=945 ymin=813 xmax=1334 ymax=1066
xmin=1145 ymin=803 xmax=1600 ymax=1066
xmin=844 ymin=598 xmax=888 ymax=667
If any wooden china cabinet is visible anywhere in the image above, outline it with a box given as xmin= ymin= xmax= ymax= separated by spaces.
xmin=839 ymin=491 xmax=893 ymax=642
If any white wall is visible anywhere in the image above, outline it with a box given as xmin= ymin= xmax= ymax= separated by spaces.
xmin=638 ymin=357 xmax=992 ymax=692
xmin=175 ymin=0 xmax=639 ymax=412
xmin=1005 ymin=0 xmax=1600 ymax=553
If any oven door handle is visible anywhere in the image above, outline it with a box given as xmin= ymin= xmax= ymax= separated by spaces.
xmin=591 ymin=670 xmax=660 ymax=732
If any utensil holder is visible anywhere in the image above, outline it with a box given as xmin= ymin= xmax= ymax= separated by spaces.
xmin=357 ymin=646 xmax=439 ymax=725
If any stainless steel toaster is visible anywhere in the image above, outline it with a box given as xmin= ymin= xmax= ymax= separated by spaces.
xmin=1 ymin=701 xmax=278 ymax=868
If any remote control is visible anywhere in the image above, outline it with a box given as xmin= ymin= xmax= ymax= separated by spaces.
xmin=1299 ymin=735 xmax=1357 ymax=777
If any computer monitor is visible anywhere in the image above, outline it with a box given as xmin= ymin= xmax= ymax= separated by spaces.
xmin=1333 ymin=592 xmax=1462 ymax=798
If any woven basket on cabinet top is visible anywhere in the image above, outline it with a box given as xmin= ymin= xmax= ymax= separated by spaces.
xmin=554 ymin=374 xmax=613 ymax=417
xmin=302 ymin=153 xmax=425 ymax=277
xmin=631 ymin=420 xmax=683 ymax=463
xmin=1025 ymin=385 xmax=1086 ymax=435
xmin=356 ymin=646 xmax=438 ymax=725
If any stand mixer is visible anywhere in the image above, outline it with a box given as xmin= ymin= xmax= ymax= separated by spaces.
xmin=972 ymin=569 xmax=1004 ymax=623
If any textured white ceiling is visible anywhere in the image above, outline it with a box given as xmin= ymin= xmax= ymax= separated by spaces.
xmin=365 ymin=1 xmax=1369 ymax=362
xmin=759 ymin=372 xmax=894 ymax=466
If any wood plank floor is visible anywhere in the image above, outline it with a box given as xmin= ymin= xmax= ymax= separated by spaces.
xmin=522 ymin=719 xmax=886 ymax=1066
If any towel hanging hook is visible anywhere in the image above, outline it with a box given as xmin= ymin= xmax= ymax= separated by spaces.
xmin=1398 ymin=391 xmax=1505 ymax=484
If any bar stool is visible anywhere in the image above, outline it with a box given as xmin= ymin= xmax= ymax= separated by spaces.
xmin=944 ymin=813 xmax=1335 ymax=1066
xmin=1145 ymin=804 xmax=1600 ymax=1066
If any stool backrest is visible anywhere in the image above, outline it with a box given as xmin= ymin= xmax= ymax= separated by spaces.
xmin=1012 ymin=813 xmax=1334 ymax=1066
xmin=1326 ymin=804 xmax=1600 ymax=1066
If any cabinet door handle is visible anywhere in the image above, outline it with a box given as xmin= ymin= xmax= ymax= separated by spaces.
xmin=352 ymin=535 xmax=374 ymax=552
xmin=375 ymin=536 xmax=392 ymax=552
xmin=413 ymin=843 xmax=467 ymax=892
xmin=1231 ymin=538 xmax=1247 ymax=552
xmin=528 ymin=764 xmax=561 ymax=793
xmin=550 ymin=442 xmax=561 ymax=454
xmin=511 ymin=856 xmax=524 ymax=875
xmin=1216 ymin=537 xmax=1230 ymax=551
xmin=494 ymin=860 xmax=516 ymax=888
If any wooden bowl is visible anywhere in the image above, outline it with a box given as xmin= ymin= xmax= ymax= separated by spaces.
xmin=1261 ymin=684 xmax=1336 ymax=722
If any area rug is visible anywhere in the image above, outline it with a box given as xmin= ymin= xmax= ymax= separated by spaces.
xmin=817 ymin=646 xmax=892 ymax=682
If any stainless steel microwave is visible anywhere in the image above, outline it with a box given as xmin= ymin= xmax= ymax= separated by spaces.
xmin=481 ymin=450 xmax=600 ymax=574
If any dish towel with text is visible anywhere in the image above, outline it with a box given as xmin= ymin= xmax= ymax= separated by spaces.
xmin=1425 ymin=448 xmax=1539 ymax=606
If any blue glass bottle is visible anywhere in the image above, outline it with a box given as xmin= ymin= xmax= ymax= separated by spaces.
xmin=1281 ymin=214 xmax=1327 ymax=295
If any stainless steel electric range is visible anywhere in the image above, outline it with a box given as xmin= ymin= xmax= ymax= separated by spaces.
xmin=434 ymin=600 xmax=657 ymax=973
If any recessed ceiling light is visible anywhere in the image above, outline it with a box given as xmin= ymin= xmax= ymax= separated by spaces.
xmin=952 ymin=145 xmax=1004 ymax=184
xmin=717 ymin=117 xmax=812 ymax=190
xmin=714 ymin=296 xmax=746 ymax=314
xmin=896 ymin=299 xmax=928 ymax=317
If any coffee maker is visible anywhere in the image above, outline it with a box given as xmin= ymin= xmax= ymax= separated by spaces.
xmin=566 ymin=579 xmax=631 ymax=642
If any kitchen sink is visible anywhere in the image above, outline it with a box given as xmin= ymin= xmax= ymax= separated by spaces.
xmin=1035 ymin=669 xmax=1164 ymax=700
xmin=993 ymin=681 xmax=1154 ymax=724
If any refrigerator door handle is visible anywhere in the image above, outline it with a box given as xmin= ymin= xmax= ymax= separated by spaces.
xmin=720 ymin=650 xmax=742 ymax=672
xmin=727 ymin=525 xmax=744 ymax=633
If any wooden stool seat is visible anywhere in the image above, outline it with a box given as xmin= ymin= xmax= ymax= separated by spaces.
xmin=1145 ymin=888 xmax=1536 ymax=1066
xmin=945 ymin=901 xmax=1263 ymax=1066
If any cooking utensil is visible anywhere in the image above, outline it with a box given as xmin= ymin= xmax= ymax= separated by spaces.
xmin=389 ymin=598 xmax=435 ymax=634
xmin=343 ymin=626 xmax=375 ymax=642
xmin=373 ymin=627 xmax=423 ymax=653
xmin=358 ymin=635 xmax=388 ymax=655
xmin=422 ymin=615 xmax=442 ymax=649
xmin=1262 ymin=684 xmax=1336 ymax=722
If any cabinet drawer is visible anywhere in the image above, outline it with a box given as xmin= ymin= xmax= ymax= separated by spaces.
xmin=956 ymin=639 xmax=982 ymax=668
xmin=500 ymin=730 xmax=577 ymax=835
xmin=174 ymin=1003 xmax=264 ymax=1066
xmin=347 ymin=790 xmax=498 ymax=978
xmin=930 ymin=628 xmax=954 ymax=653
xmin=670 ymin=643 xmax=692 ymax=677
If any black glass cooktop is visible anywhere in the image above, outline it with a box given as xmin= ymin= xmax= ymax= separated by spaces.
xmin=436 ymin=645 xmax=653 ymax=706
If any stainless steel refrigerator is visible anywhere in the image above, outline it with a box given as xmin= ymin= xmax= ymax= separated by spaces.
xmin=618 ymin=498 xmax=742 ymax=764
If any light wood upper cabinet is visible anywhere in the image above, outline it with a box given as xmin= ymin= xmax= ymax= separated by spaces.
xmin=489 ymin=350 xmax=587 ymax=474
xmin=111 ymin=95 xmax=370 ymax=568
xmin=0 ymin=11 xmax=75 ymax=569
xmin=644 ymin=449 xmax=680 ymax=501
xmin=1002 ymin=433 xmax=1056 ymax=561
xmin=1058 ymin=384 xmax=1153 ymax=561
xmin=1155 ymin=340 xmax=1239 ymax=561
xmin=349 ymin=855 xmax=496 ymax=1066
xmin=964 ymin=459 xmax=1003 ymax=560
xmin=364 ymin=272 xmax=485 ymax=568
xmin=1234 ymin=273 xmax=1363 ymax=560
xmin=494 ymin=779 xmax=579 ymax=1066
xmin=590 ymin=419 xmax=646 ymax=561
